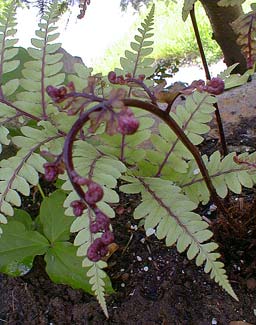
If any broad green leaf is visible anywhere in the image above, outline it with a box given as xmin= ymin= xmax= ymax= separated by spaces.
xmin=39 ymin=190 xmax=75 ymax=243
xmin=45 ymin=242 xmax=114 ymax=294
xmin=0 ymin=220 xmax=49 ymax=268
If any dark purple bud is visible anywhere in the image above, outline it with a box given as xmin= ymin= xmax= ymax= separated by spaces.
xmin=87 ymin=238 xmax=108 ymax=262
xmin=118 ymin=109 xmax=139 ymax=135
xmin=84 ymin=182 xmax=104 ymax=205
xmin=101 ymin=230 xmax=114 ymax=245
xmin=70 ymin=200 xmax=87 ymax=217
xmin=43 ymin=162 xmax=58 ymax=182
xmin=108 ymin=71 xmax=117 ymax=83
xmin=46 ymin=85 xmax=67 ymax=102
xmin=204 ymin=77 xmax=225 ymax=95
xmin=90 ymin=221 xmax=100 ymax=233
xmin=95 ymin=211 xmax=110 ymax=231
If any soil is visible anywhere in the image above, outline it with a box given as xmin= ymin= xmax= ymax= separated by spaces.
xmin=1 ymin=84 xmax=256 ymax=324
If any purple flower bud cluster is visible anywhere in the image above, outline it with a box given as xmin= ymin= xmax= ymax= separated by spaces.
xmin=108 ymin=71 xmax=145 ymax=85
xmin=43 ymin=161 xmax=65 ymax=182
xmin=204 ymin=78 xmax=225 ymax=95
xmin=118 ymin=108 xmax=140 ymax=135
xmin=46 ymin=86 xmax=67 ymax=103
xmin=46 ymin=82 xmax=75 ymax=103
xmin=87 ymin=210 xmax=115 ymax=262
xmin=70 ymin=200 xmax=87 ymax=217
xmin=184 ymin=77 xmax=225 ymax=96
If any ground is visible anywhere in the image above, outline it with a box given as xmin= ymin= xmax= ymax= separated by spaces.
xmin=0 ymin=79 xmax=256 ymax=325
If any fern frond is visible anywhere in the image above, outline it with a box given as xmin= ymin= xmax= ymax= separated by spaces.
xmin=117 ymin=4 xmax=155 ymax=82
xmin=14 ymin=0 xmax=65 ymax=118
xmin=145 ymin=91 xmax=216 ymax=177
xmin=231 ymin=9 xmax=256 ymax=68
xmin=179 ymin=151 xmax=256 ymax=204
xmin=120 ymin=176 xmax=238 ymax=300
xmin=0 ymin=1 xmax=20 ymax=99
xmin=70 ymin=213 xmax=113 ymax=317
xmin=0 ymin=122 xmax=63 ymax=236
xmin=98 ymin=108 xmax=155 ymax=164
xmin=68 ymin=62 xmax=93 ymax=91
xmin=86 ymin=259 xmax=109 ymax=318
xmin=62 ymin=140 xmax=126 ymax=216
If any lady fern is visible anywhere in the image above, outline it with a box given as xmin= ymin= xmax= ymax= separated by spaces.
xmin=1 ymin=1 xmax=256 ymax=318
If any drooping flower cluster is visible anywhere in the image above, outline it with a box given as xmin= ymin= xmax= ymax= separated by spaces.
xmin=108 ymin=71 xmax=145 ymax=85
xmin=69 ymin=177 xmax=115 ymax=262
xmin=87 ymin=209 xmax=115 ymax=262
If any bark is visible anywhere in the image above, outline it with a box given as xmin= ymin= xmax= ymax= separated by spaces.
xmin=199 ymin=0 xmax=247 ymax=74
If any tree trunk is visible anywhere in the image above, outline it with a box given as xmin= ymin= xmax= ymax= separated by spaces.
xmin=199 ymin=0 xmax=247 ymax=74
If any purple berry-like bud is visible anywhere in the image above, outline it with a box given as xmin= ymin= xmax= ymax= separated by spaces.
xmin=118 ymin=109 xmax=139 ymax=135
xmin=84 ymin=182 xmax=104 ymax=205
xmin=70 ymin=200 xmax=87 ymax=217
xmin=46 ymin=85 xmax=67 ymax=103
xmin=87 ymin=238 xmax=108 ymax=262
xmin=90 ymin=222 xmax=99 ymax=233
xmin=95 ymin=211 xmax=110 ymax=231
xmin=108 ymin=71 xmax=117 ymax=83
xmin=43 ymin=162 xmax=58 ymax=182
xmin=204 ymin=77 xmax=225 ymax=95
xmin=101 ymin=231 xmax=114 ymax=245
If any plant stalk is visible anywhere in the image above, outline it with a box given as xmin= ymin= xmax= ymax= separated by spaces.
xmin=190 ymin=5 xmax=228 ymax=156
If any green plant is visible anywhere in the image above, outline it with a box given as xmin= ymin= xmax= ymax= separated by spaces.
xmin=1 ymin=0 xmax=256 ymax=318
xmin=0 ymin=189 xmax=113 ymax=293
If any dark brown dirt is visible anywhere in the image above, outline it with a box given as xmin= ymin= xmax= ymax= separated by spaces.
xmin=0 ymin=183 xmax=256 ymax=324
xmin=1 ymin=85 xmax=256 ymax=324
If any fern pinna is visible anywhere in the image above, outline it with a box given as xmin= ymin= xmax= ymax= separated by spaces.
xmin=1 ymin=1 xmax=256 ymax=317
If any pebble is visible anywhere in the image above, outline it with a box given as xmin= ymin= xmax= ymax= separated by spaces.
xmin=212 ymin=318 xmax=217 ymax=325
xmin=136 ymin=256 xmax=142 ymax=262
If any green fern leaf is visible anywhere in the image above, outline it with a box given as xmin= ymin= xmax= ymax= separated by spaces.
xmin=180 ymin=152 xmax=256 ymax=204
xmin=86 ymin=260 xmax=109 ymax=318
xmin=120 ymin=176 xmax=237 ymax=300
xmin=98 ymin=109 xmax=155 ymax=164
xmin=62 ymin=141 xmax=126 ymax=217
xmin=0 ymin=1 xmax=19 ymax=99
xmin=16 ymin=1 xmax=64 ymax=118
xmin=119 ymin=4 xmax=155 ymax=81
xmin=146 ymin=91 xmax=216 ymax=177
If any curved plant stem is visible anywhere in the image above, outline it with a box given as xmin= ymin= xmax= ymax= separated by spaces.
xmin=63 ymin=104 xmax=103 ymax=202
xmin=190 ymin=5 xmax=228 ymax=156
xmin=64 ymin=99 xmax=228 ymax=217
xmin=123 ymin=98 xmax=228 ymax=216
